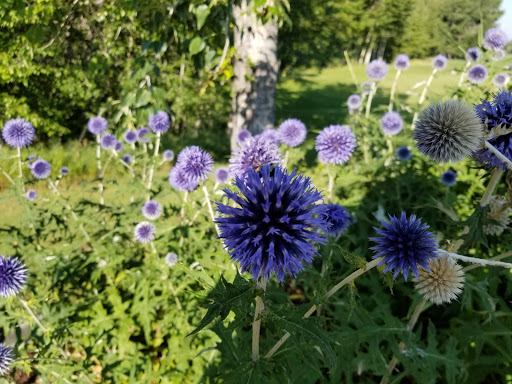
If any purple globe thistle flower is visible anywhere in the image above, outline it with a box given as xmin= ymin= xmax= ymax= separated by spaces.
xmin=321 ymin=204 xmax=351 ymax=237
xmin=237 ymin=129 xmax=252 ymax=144
xmin=229 ymin=136 xmax=282 ymax=179
xmin=169 ymin=166 xmax=199 ymax=192
xmin=26 ymin=189 xmax=38 ymax=201
xmin=474 ymin=91 xmax=512 ymax=169
xmin=122 ymin=154 xmax=133 ymax=164
xmin=176 ymin=146 xmax=214 ymax=183
xmin=123 ymin=129 xmax=138 ymax=144
xmin=134 ymin=221 xmax=156 ymax=243
xmin=59 ymin=166 xmax=68 ymax=176
xmin=465 ymin=47 xmax=481 ymax=62
xmin=0 ymin=344 xmax=14 ymax=375
xmin=493 ymin=73 xmax=508 ymax=88
xmin=114 ymin=140 xmax=124 ymax=152
xmin=397 ymin=146 xmax=412 ymax=161
xmin=394 ymin=54 xmax=410 ymax=71
xmin=315 ymin=125 xmax=357 ymax=165
xmin=142 ymin=200 xmax=162 ymax=220
xmin=257 ymin=129 xmax=281 ymax=146
xmin=347 ymin=94 xmax=362 ymax=110
xmin=467 ymin=65 xmax=488 ymax=85
xmin=31 ymin=159 xmax=51 ymax=179
xmin=100 ymin=133 xmax=117 ymax=150
xmin=491 ymin=49 xmax=505 ymax=61
xmin=370 ymin=212 xmax=438 ymax=280
xmin=216 ymin=165 xmax=329 ymax=281
xmin=381 ymin=112 xmax=403 ymax=136
xmin=165 ymin=252 xmax=178 ymax=267
xmin=366 ymin=59 xmax=389 ymax=82
xmin=162 ymin=149 xmax=174 ymax=162
xmin=361 ymin=81 xmax=372 ymax=96
xmin=441 ymin=170 xmax=457 ymax=186
xmin=87 ymin=116 xmax=108 ymax=135
xmin=215 ymin=168 xmax=230 ymax=184
xmin=432 ymin=54 xmax=448 ymax=70
xmin=148 ymin=110 xmax=170 ymax=134
xmin=278 ymin=118 xmax=307 ymax=148
xmin=483 ymin=28 xmax=508 ymax=51
xmin=137 ymin=127 xmax=151 ymax=143
xmin=3 ymin=118 xmax=35 ymax=148
xmin=0 ymin=255 xmax=28 ymax=297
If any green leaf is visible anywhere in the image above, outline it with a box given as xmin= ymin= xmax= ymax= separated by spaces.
xmin=194 ymin=4 xmax=210 ymax=30
xmin=189 ymin=36 xmax=206 ymax=56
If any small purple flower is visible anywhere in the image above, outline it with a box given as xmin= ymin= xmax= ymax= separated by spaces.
xmin=31 ymin=159 xmax=51 ymax=179
xmin=347 ymin=94 xmax=362 ymax=110
xmin=228 ymin=136 xmax=282 ymax=179
xmin=493 ymin=73 xmax=508 ymax=88
xmin=315 ymin=125 xmax=357 ymax=165
xmin=165 ymin=253 xmax=178 ymax=267
xmin=142 ymin=200 xmax=162 ymax=220
xmin=467 ymin=65 xmax=488 ymax=85
xmin=432 ymin=54 xmax=448 ymax=70
xmin=134 ymin=222 xmax=156 ymax=243
xmin=176 ymin=146 xmax=214 ymax=183
xmin=59 ymin=166 xmax=68 ymax=176
xmin=491 ymin=49 xmax=505 ymax=61
xmin=257 ymin=129 xmax=281 ymax=146
xmin=0 ymin=343 xmax=14 ymax=375
xmin=381 ymin=112 xmax=403 ymax=136
xmin=122 ymin=154 xmax=133 ymax=164
xmin=0 ymin=255 xmax=28 ymax=297
xmin=2 ymin=118 xmax=35 ymax=148
xmin=321 ymin=204 xmax=351 ymax=237
xmin=100 ymin=133 xmax=117 ymax=150
xmin=483 ymin=28 xmax=508 ymax=51
xmin=148 ymin=111 xmax=170 ymax=134
xmin=162 ymin=149 xmax=174 ymax=162
xmin=361 ymin=82 xmax=372 ymax=96
xmin=441 ymin=170 xmax=457 ymax=186
xmin=237 ymin=129 xmax=252 ymax=144
xmin=138 ymin=127 xmax=151 ymax=143
xmin=465 ymin=47 xmax=481 ymax=62
xmin=366 ymin=59 xmax=389 ymax=81
xmin=26 ymin=189 xmax=38 ymax=201
xmin=215 ymin=168 xmax=230 ymax=184
xmin=87 ymin=116 xmax=108 ymax=135
xmin=115 ymin=141 xmax=124 ymax=152
xmin=278 ymin=118 xmax=307 ymax=148
xmin=397 ymin=146 xmax=412 ymax=161
xmin=123 ymin=130 xmax=138 ymax=144
xmin=169 ymin=166 xmax=199 ymax=192
xmin=394 ymin=54 xmax=410 ymax=70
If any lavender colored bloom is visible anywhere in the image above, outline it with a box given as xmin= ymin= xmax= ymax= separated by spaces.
xmin=0 ymin=344 xmax=13 ymax=375
xmin=87 ymin=116 xmax=108 ymax=135
xmin=394 ymin=54 xmax=410 ymax=70
xmin=115 ymin=140 xmax=124 ymax=152
xmin=123 ymin=129 xmax=138 ymax=144
xmin=370 ymin=212 xmax=438 ymax=280
xmin=237 ymin=129 xmax=252 ymax=144
xmin=216 ymin=165 xmax=329 ymax=281
xmin=397 ymin=146 xmax=412 ymax=161
xmin=347 ymin=94 xmax=362 ymax=110
xmin=361 ymin=82 xmax=372 ymax=96
xmin=278 ymin=118 xmax=307 ymax=147
xmin=491 ymin=49 xmax=505 ymax=61
xmin=100 ymin=133 xmax=117 ymax=150
xmin=432 ymin=54 xmax=448 ymax=70
xmin=122 ymin=154 xmax=133 ymax=164
xmin=169 ymin=166 xmax=199 ymax=192
xmin=229 ymin=136 xmax=282 ymax=179
xmin=162 ymin=149 xmax=174 ymax=162
xmin=142 ymin=200 xmax=162 ymax=220
xmin=467 ymin=65 xmax=488 ymax=84
xmin=381 ymin=112 xmax=403 ymax=136
xmin=215 ymin=168 xmax=230 ymax=184
xmin=2 ymin=118 xmax=35 ymax=148
xmin=493 ymin=73 xmax=508 ymax=88
xmin=176 ymin=146 xmax=214 ymax=183
xmin=366 ymin=59 xmax=389 ymax=81
xmin=31 ymin=159 xmax=51 ymax=179
xmin=321 ymin=204 xmax=351 ymax=237
xmin=165 ymin=253 xmax=178 ymax=267
xmin=26 ymin=189 xmax=38 ymax=201
xmin=315 ymin=125 xmax=357 ymax=165
xmin=483 ymin=28 xmax=507 ymax=51
xmin=441 ymin=170 xmax=457 ymax=186
xmin=257 ymin=129 xmax=281 ymax=145
xmin=0 ymin=255 xmax=28 ymax=297
xmin=59 ymin=166 xmax=68 ymax=176
xmin=148 ymin=110 xmax=170 ymax=134
xmin=134 ymin=221 xmax=156 ymax=243
xmin=138 ymin=127 xmax=150 ymax=143
xmin=465 ymin=47 xmax=481 ymax=62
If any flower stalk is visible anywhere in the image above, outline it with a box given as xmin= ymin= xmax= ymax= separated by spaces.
xmin=252 ymin=278 xmax=267 ymax=362
xmin=95 ymin=135 xmax=104 ymax=205
xmin=388 ymin=70 xmax=402 ymax=112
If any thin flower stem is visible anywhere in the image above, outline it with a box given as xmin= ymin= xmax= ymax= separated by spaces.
xmin=283 ymin=149 xmax=289 ymax=169
xmin=343 ymin=50 xmax=358 ymax=88
xmin=365 ymin=82 xmax=377 ymax=118
xmin=457 ymin=61 xmax=471 ymax=87
xmin=480 ymin=168 xmax=503 ymax=207
xmin=202 ymin=183 xmax=220 ymax=235
xmin=418 ymin=68 xmax=437 ymax=105
xmin=388 ymin=70 xmax=402 ymax=112
xmin=327 ymin=170 xmax=334 ymax=200
xmin=386 ymin=137 xmax=393 ymax=154
xmin=150 ymin=241 xmax=157 ymax=254
xmin=17 ymin=147 xmax=25 ymax=193
xmin=180 ymin=191 xmax=188 ymax=219
xmin=0 ymin=166 xmax=15 ymax=186
xmin=484 ymin=141 xmax=512 ymax=170
xmin=142 ymin=143 xmax=148 ymax=182
xmin=252 ymin=278 xmax=267 ymax=362
xmin=95 ymin=135 xmax=104 ymax=205
xmin=462 ymin=251 xmax=512 ymax=272
xmin=146 ymin=132 xmax=161 ymax=200
xmin=437 ymin=249 xmax=512 ymax=269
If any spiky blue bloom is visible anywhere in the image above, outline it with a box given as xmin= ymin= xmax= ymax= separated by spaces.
xmin=162 ymin=149 xmax=174 ymax=162
xmin=278 ymin=118 xmax=307 ymax=148
xmin=165 ymin=252 xmax=178 ymax=267
xmin=441 ymin=170 xmax=457 ymax=186
xmin=137 ymin=127 xmax=150 ymax=143
xmin=215 ymin=168 xmax=230 ymax=184
xmin=0 ymin=344 xmax=13 ymax=375
xmin=397 ymin=146 xmax=412 ymax=161
xmin=31 ymin=159 xmax=51 ymax=179
xmin=169 ymin=166 xmax=199 ymax=192
xmin=123 ymin=129 xmax=138 ymax=144
xmin=2 ymin=118 xmax=35 ymax=148
xmin=321 ymin=204 xmax=351 ymax=237
xmin=134 ymin=221 xmax=156 ymax=243
xmin=366 ymin=59 xmax=389 ymax=82
xmin=148 ymin=110 xmax=170 ymax=134
xmin=493 ymin=73 xmax=508 ymax=88
xmin=0 ymin=255 xmax=28 ymax=297
xmin=87 ymin=116 xmax=108 ymax=135
xmin=315 ymin=125 xmax=357 ymax=165
xmin=122 ymin=154 xmax=133 ymax=164
xmin=347 ymin=94 xmax=362 ymax=110
xmin=115 ymin=141 xmax=124 ymax=152
xmin=100 ymin=134 xmax=116 ymax=150
xmin=238 ymin=129 xmax=252 ymax=144
xmin=257 ymin=129 xmax=281 ymax=146
xmin=432 ymin=54 xmax=448 ymax=70
xmin=59 ymin=166 xmax=68 ymax=176
xmin=361 ymin=82 xmax=372 ymax=96
xmin=370 ymin=212 xmax=438 ymax=280
xmin=467 ymin=65 xmax=488 ymax=84
xmin=229 ymin=136 xmax=282 ymax=179
xmin=176 ymin=146 xmax=214 ymax=183
xmin=394 ymin=54 xmax=410 ymax=70
xmin=474 ymin=90 xmax=512 ymax=169
xmin=381 ymin=112 xmax=403 ymax=136
xmin=216 ymin=165 xmax=329 ymax=281
xmin=465 ymin=47 xmax=481 ymax=62
xmin=26 ymin=189 xmax=38 ymax=201
xmin=483 ymin=28 xmax=507 ymax=51
xmin=142 ymin=200 xmax=162 ymax=220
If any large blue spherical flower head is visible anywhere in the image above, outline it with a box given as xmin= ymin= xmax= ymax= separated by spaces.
xmin=237 ymin=129 xmax=252 ymax=144
xmin=162 ymin=149 xmax=174 ymax=162
xmin=474 ymin=91 xmax=512 ymax=169
xmin=321 ymin=204 xmax=351 ymax=237
xmin=176 ymin=146 xmax=214 ymax=183
xmin=397 ymin=146 xmax=412 ymax=161
xmin=441 ymin=170 xmax=457 ymax=186
xmin=229 ymin=136 xmax=282 ymax=179
xmin=278 ymin=118 xmax=307 ymax=148
xmin=493 ymin=73 xmax=508 ymax=88
xmin=31 ymin=159 xmax=51 ymax=179
xmin=216 ymin=165 xmax=329 ymax=281
xmin=100 ymin=133 xmax=117 ymax=150
xmin=2 ymin=118 xmax=35 ymax=148
xmin=148 ymin=110 xmax=170 ymax=134
xmin=394 ymin=54 xmax=410 ymax=71
xmin=142 ymin=200 xmax=162 ymax=220
xmin=347 ymin=94 xmax=362 ymax=110
xmin=87 ymin=116 xmax=108 ymax=135
xmin=432 ymin=54 xmax=448 ymax=70
xmin=381 ymin=112 xmax=403 ymax=136
xmin=257 ymin=129 xmax=281 ymax=146
xmin=137 ymin=127 xmax=151 ymax=143
xmin=215 ymin=167 xmax=230 ymax=184
xmin=483 ymin=28 xmax=507 ymax=51
xmin=467 ymin=65 xmax=488 ymax=85
xmin=366 ymin=59 xmax=389 ymax=81
xmin=0 ymin=255 xmax=28 ymax=297
xmin=134 ymin=221 xmax=156 ymax=243
xmin=0 ymin=343 xmax=13 ymax=375
xmin=122 ymin=154 xmax=133 ymax=164
xmin=315 ymin=125 xmax=357 ymax=165
xmin=465 ymin=47 xmax=481 ymax=62
xmin=370 ymin=212 xmax=438 ymax=281
xmin=169 ymin=165 xmax=199 ymax=192
xmin=123 ymin=129 xmax=138 ymax=144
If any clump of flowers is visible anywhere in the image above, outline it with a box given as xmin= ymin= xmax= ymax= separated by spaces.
xmin=31 ymin=159 xmax=52 ymax=179
xmin=467 ymin=65 xmax=488 ymax=85
xmin=165 ymin=253 xmax=178 ymax=267
xmin=237 ymin=129 xmax=252 ymax=144
xmin=381 ymin=112 xmax=403 ymax=136
xmin=0 ymin=344 xmax=14 ymax=375
xmin=175 ymin=146 xmax=214 ymax=184
xmin=415 ymin=256 xmax=464 ymax=305
xmin=347 ymin=94 xmax=362 ymax=111
xmin=465 ymin=47 xmax=481 ymax=62
xmin=229 ymin=136 xmax=282 ymax=179
xmin=441 ymin=170 xmax=457 ymax=186
xmin=216 ymin=165 xmax=329 ymax=281
xmin=26 ymin=189 xmax=38 ymax=201
xmin=493 ymin=73 xmax=508 ymax=88
xmin=321 ymin=204 xmax=351 ymax=237
xmin=100 ymin=133 xmax=117 ymax=150
xmin=366 ymin=59 xmax=389 ymax=81
xmin=0 ymin=255 xmax=28 ymax=297
xmin=394 ymin=54 xmax=410 ymax=71
xmin=142 ymin=200 xmax=162 ymax=220
xmin=397 ymin=146 xmax=412 ymax=161
xmin=278 ymin=118 xmax=307 ymax=148
xmin=87 ymin=116 xmax=108 ymax=135
xmin=2 ymin=118 xmax=35 ymax=148
xmin=483 ymin=28 xmax=508 ymax=51
xmin=483 ymin=196 xmax=511 ymax=236
xmin=215 ymin=168 xmax=230 ymax=184
xmin=162 ymin=150 xmax=174 ymax=162
xmin=134 ymin=222 xmax=156 ymax=244
xmin=315 ymin=125 xmax=356 ymax=165
xmin=432 ymin=54 xmax=448 ymax=70
xmin=370 ymin=212 xmax=438 ymax=280
xmin=148 ymin=110 xmax=170 ymax=134
xmin=169 ymin=166 xmax=199 ymax=191
xmin=123 ymin=129 xmax=138 ymax=144
xmin=138 ymin=127 xmax=150 ymax=143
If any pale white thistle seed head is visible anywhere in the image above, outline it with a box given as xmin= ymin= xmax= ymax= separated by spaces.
xmin=483 ymin=196 xmax=511 ymax=236
xmin=415 ymin=256 xmax=464 ymax=305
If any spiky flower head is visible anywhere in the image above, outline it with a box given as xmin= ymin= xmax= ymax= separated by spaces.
xmin=87 ymin=116 xmax=108 ymax=135
xmin=366 ymin=59 xmax=389 ymax=81
xmin=483 ymin=196 xmax=511 ymax=236
xmin=474 ymin=90 xmax=512 ymax=169
xmin=2 ymin=118 xmax=35 ymax=148
xmin=321 ymin=204 xmax=351 ymax=237
xmin=257 ymin=129 xmax=281 ymax=146
xmin=394 ymin=54 xmax=410 ymax=70
xmin=148 ymin=110 xmax=170 ymax=134
xmin=0 ymin=344 xmax=14 ymax=375
xmin=465 ymin=47 xmax=481 ymax=62
xmin=315 ymin=125 xmax=357 ymax=165
xmin=31 ymin=159 xmax=52 ymax=179
xmin=397 ymin=146 xmax=412 ymax=161
xmin=413 ymin=101 xmax=483 ymax=163
xmin=278 ymin=119 xmax=307 ymax=148
xmin=100 ymin=133 xmax=117 ymax=150
xmin=176 ymin=146 xmax=214 ymax=184
xmin=169 ymin=166 xmax=199 ymax=192
xmin=228 ymin=136 xmax=282 ymax=179
xmin=137 ymin=127 xmax=150 ymax=143
xmin=162 ymin=149 xmax=174 ymax=162
xmin=215 ymin=168 xmax=230 ymax=184
xmin=26 ymin=189 xmax=38 ymax=201
xmin=441 ymin=170 xmax=457 ymax=186
xmin=347 ymin=94 xmax=362 ymax=110
xmin=134 ymin=222 xmax=156 ymax=243
xmin=432 ymin=54 xmax=448 ymax=70
xmin=122 ymin=154 xmax=133 ymax=164
xmin=165 ymin=253 xmax=178 ymax=267
xmin=216 ymin=165 xmax=329 ymax=281
xmin=142 ymin=200 xmax=162 ymax=221
xmin=361 ymin=81 xmax=372 ymax=96
xmin=381 ymin=112 xmax=403 ymax=136
xmin=483 ymin=28 xmax=508 ymax=51
xmin=467 ymin=65 xmax=488 ymax=84
xmin=123 ymin=129 xmax=138 ymax=144
xmin=415 ymin=256 xmax=464 ymax=305
xmin=0 ymin=255 xmax=28 ymax=297
xmin=237 ymin=129 xmax=252 ymax=144
xmin=370 ymin=212 xmax=438 ymax=280
xmin=59 ymin=166 xmax=69 ymax=176
xmin=493 ymin=73 xmax=508 ymax=88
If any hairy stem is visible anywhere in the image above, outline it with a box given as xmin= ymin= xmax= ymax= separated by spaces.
xmin=484 ymin=141 xmax=512 ymax=170
xmin=418 ymin=68 xmax=437 ymax=105
xmin=327 ymin=170 xmax=334 ymax=200
xmin=480 ymin=168 xmax=503 ymax=207
xmin=252 ymin=278 xmax=267 ymax=362
xmin=438 ymin=249 xmax=512 ymax=269
xmin=202 ymin=183 xmax=220 ymax=235
xmin=365 ymin=82 xmax=377 ymax=118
